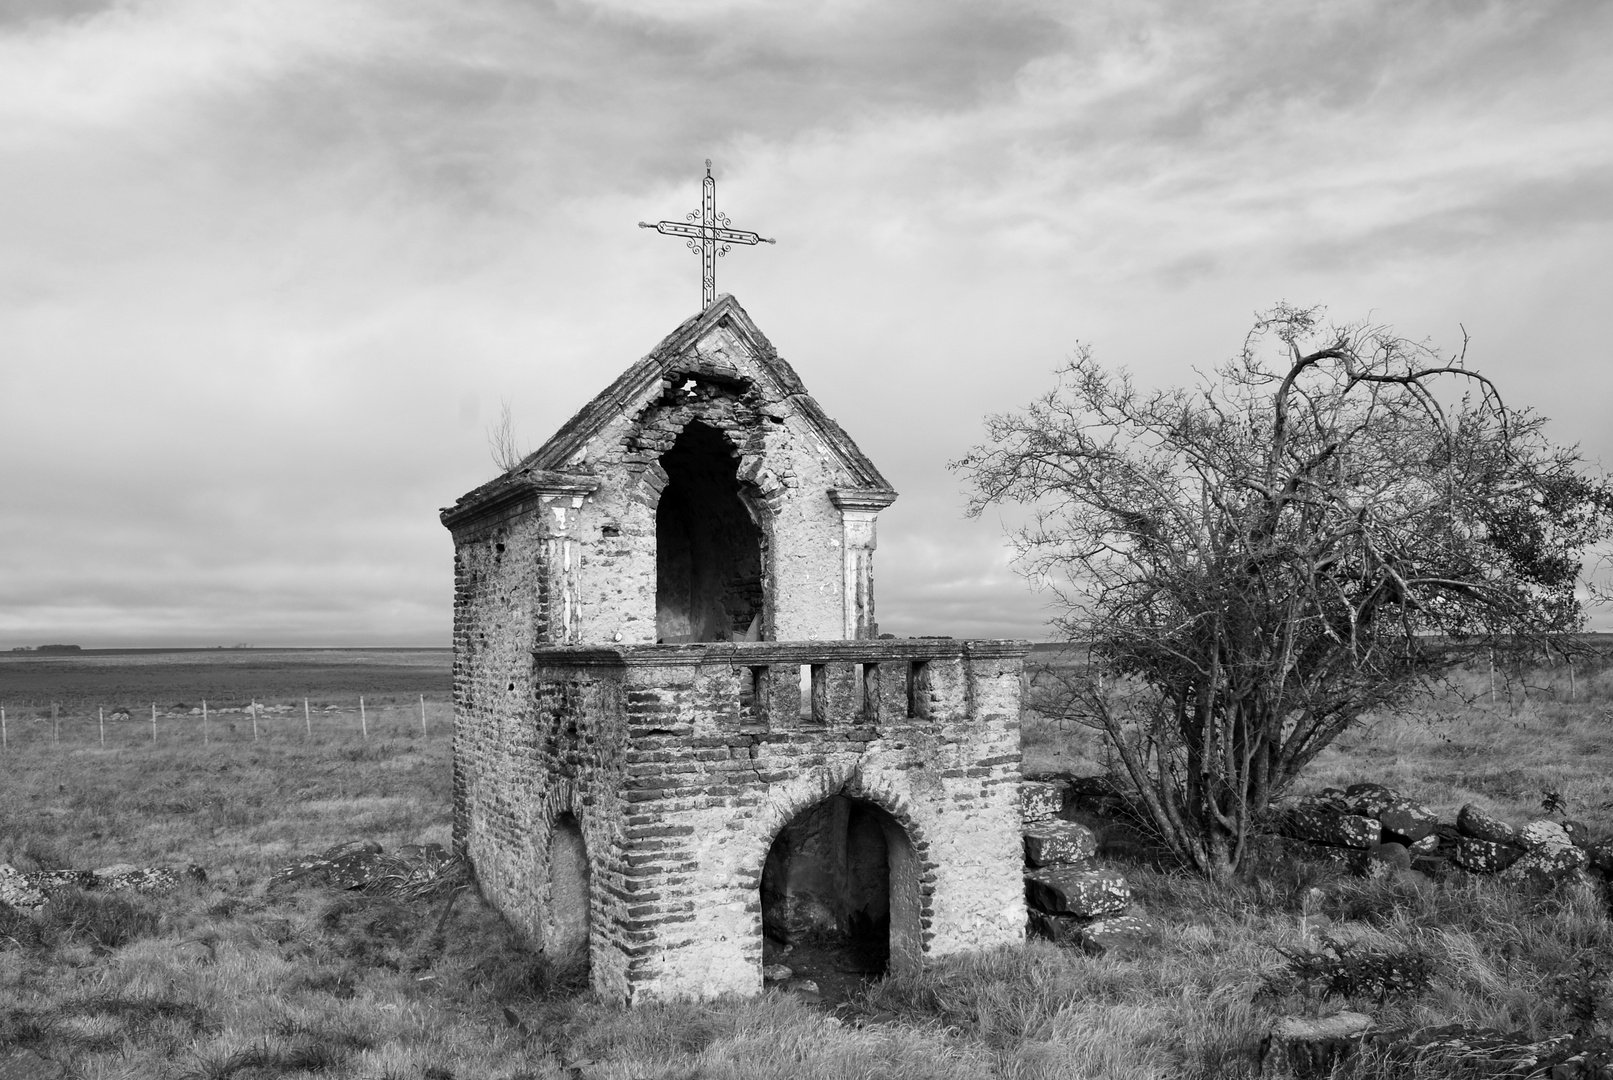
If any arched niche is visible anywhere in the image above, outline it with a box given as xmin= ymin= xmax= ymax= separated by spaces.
xmin=759 ymin=793 xmax=923 ymax=981
xmin=543 ymin=812 xmax=591 ymax=963
xmin=655 ymin=420 xmax=766 ymax=643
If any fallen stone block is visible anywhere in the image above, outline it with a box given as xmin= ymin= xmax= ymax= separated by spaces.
xmin=1586 ymin=838 xmax=1613 ymax=877
xmin=1078 ymin=914 xmax=1155 ymax=957
xmin=1500 ymin=845 xmax=1590 ymax=887
xmin=1344 ymin=782 xmax=1399 ymax=818
xmin=1457 ymin=803 xmax=1518 ymax=845
xmin=1366 ymin=842 xmax=1412 ymax=878
xmin=24 ymin=869 xmax=95 ymax=895
xmin=1280 ymin=806 xmax=1381 ymax=849
xmin=1020 ymin=780 xmax=1067 ymax=824
xmin=1023 ymin=820 xmax=1098 ymax=867
xmin=1378 ymin=799 xmax=1438 ymax=845
xmin=1407 ymin=833 xmax=1439 ymax=854
xmin=270 ymin=839 xmax=386 ymax=890
xmin=0 ymin=864 xmax=46 ymax=912
xmin=1024 ymin=866 xmax=1130 ymax=918
xmin=1450 ymin=835 xmax=1525 ymax=874
xmin=1258 ymin=1011 xmax=1374 ymax=1079
xmin=1518 ymin=820 xmax=1575 ymax=853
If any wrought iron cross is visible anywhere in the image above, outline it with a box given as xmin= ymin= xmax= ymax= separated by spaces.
xmin=639 ymin=159 xmax=775 ymax=310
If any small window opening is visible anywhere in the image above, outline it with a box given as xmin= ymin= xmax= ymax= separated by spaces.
xmin=741 ymin=665 xmax=769 ymax=727
xmin=861 ymin=663 xmax=879 ymax=722
xmin=906 ymin=662 xmax=930 ymax=719
xmin=601 ymin=524 xmax=620 ymax=538
xmin=798 ymin=665 xmax=814 ymax=720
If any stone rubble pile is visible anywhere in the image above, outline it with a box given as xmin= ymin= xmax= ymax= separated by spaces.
xmin=1020 ymin=779 xmax=1155 ymax=956
xmin=0 ymin=862 xmax=205 ymax=911
xmin=1258 ymin=781 xmax=1611 ymax=889
xmin=1260 ymin=1016 xmax=1613 ymax=1080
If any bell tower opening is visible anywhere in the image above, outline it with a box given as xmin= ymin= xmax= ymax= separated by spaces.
xmin=655 ymin=421 xmax=765 ymax=643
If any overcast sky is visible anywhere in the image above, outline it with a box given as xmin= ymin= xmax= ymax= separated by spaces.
xmin=2 ymin=0 xmax=1610 ymax=648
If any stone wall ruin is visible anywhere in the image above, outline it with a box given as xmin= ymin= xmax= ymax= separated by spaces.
xmin=441 ymin=297 xmax=1029 ymax=1001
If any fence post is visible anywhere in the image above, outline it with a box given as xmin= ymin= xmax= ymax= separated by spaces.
xmin=203 ymin=699 xmax=209 ymax=746
xmin=252 ymin=700 xmax=259 ymax=742
xmin=152 ymin=702 xmax=158 ymax=743
xmin=1569 ymin=661 xmax=1576 ymax=701
xmin=305 ymin=697 xmax=311 ymax=740
xmin=99 ymin=706 xmax=105 ymax=748
xmin=53 ymin=702 xmax=58 ymax=745
xmin=360 ymin=696 xmax=368 ymax=739
xmin=2 ymin=705 xmax=7 ymax=751
xmin=420 ymin=694 xmax=427 ymax=737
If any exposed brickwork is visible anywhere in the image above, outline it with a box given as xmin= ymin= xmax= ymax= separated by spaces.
xmin=442 ymin=298 xmax=1030 ymax=1003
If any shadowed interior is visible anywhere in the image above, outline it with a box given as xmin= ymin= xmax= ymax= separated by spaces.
xmin=759 ymin=793 xmax=922 ymax=980
xmin=655 ymin=421 xmax=765 ymax=643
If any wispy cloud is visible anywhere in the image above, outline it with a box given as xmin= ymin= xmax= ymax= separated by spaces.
xmin=1 ymin=0 xmax=1609 ymax=645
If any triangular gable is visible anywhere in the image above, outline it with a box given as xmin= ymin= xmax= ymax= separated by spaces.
xmin=444 ymin=296 xmax=893 ymax=527
xmin=527 ymin=295 xmax=890 ymax=490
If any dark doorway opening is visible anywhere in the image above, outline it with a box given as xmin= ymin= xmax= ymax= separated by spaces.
xmin=543 ymin=813 xmax=590 ymax=966
xmin=655 ymin=421 xmax=765 ymax=643
xmin=759 ymin=794 xmax=921 ymax=1001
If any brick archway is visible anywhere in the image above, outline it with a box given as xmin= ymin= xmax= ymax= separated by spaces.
xmin=750 ymin=766 xmax=933 ymax=977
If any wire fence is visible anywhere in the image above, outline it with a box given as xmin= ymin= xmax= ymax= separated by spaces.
xmin=0 ymin=694 xmax=450 ymax=752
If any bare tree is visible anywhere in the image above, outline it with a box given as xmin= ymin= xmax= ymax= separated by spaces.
xmin=955 ymin=305 xmax=1612 ymax=878
xmin=487 ymin=397 xmax=529 ymax=474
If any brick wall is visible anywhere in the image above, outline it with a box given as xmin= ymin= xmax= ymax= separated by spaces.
xmin=456 ymin=640 xmax=1027 ymax=1003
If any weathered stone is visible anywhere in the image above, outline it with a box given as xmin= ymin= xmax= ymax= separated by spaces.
xmin=1560 ymin=820 xmax=1590 ymax=848
xmin=1378 ymin=799 xmax=1438 ymax=845
xmin=0 ymin=863 xmax=46 ymax=912
xmin=1280 ymin=806 xmax=1381 ymax=849
xmin=23 ymin=869 xmax=94 ymax=894
xmin=761 ymin=964 xmax=793 ymax=982
xmin=1450 ymin=835 xmax=1525 ymax=874
xmin=1408 ymin=833 xmax=1439 ymax=854
xmin=1519 ymin=820 xmax=1575 ymax=853
xmin=1586 ymin=838 xmax=1613 ymax=876
xmin=1022 ymin=820 xmax=1097 ymax=867
xmin=1020 ymin=780 xmax=1067 ymax=824
xmin=1024 ymin=866 xmax=1130 ymax=918
xmin=1078 ymin=914 xmax=1155 ymax=957
xmin=89 ymin=864 xmax=204 ymax=895
xmin=1258 ymin=1011 xmax=1374 ymax=1078
xmin=270 ymin=840 xmax=386 ymax=890
xmin=1344 ymin=782 xmax=1399 ymax=818
xmin=1457 ymin=803 xmax=1518 ymax=845
xmin=1366 ymin=842 xmax=1412 ymax=878
xmin=1500 ymin=845 xmax=1590 ymax=886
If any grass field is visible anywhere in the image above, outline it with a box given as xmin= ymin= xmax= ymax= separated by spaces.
xmin=1 ymin=650 xmax=1611 ymax=1078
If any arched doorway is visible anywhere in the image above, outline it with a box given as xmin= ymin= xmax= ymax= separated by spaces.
xmin=759 ymin=793 xmax=922 ymax=993
xmin=543 ymin=813 xmax=590 ymax=964
xmin=655 ymin=421 xmax=765 ymax=643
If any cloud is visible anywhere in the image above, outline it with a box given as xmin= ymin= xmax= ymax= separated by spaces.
xmin=1 ymin=0 xmax=1610 ymax=645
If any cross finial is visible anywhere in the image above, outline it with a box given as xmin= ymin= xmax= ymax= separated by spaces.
xmin=639 ymin=160 xmax=775 ymax=310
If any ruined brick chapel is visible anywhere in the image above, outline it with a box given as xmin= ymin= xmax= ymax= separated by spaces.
xmin=441 ymin=295 xmax=1029 ymax=1002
